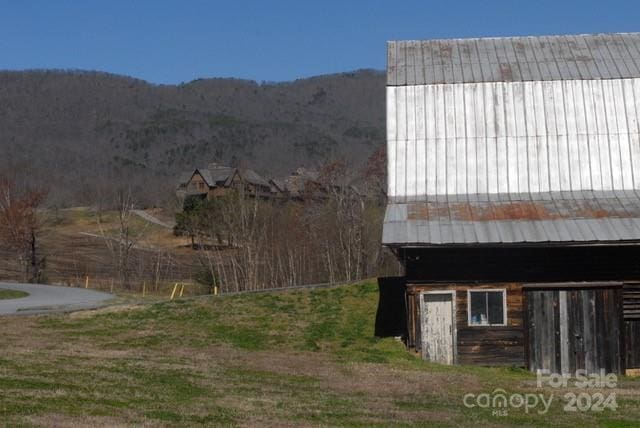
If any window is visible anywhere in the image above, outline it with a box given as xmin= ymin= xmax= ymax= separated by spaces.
xmin=468 ymin=290 xmax=506 ymax=326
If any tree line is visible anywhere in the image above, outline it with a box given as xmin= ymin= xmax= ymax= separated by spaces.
xmin=174 ymin=150 xmax=398 ymax=292
xmin=0 ymin=148 xmax=398 ymax=292
xmin=0 ymin=177 xmax=46 ymax=283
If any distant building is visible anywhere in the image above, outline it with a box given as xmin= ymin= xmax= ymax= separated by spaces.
xmin=283 ymin=167 xmax=321 ymax=199
xmin=176 ymin=164 xmax=350 ymax=202
xmin=177 ymin=163 xmax=273 ymax=200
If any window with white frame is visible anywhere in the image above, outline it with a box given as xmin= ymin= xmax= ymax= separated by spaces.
xmin=468 ymin=290 xmax=506 ymax=326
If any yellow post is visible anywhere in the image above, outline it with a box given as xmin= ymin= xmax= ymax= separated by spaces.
xmin=85 ymin=276 xmax=89 ymax=289
xmin=142 ymin=282 xmax=146 ymax=297
xmin=214 ymin=286 xmax=218 ymax=296
xmin=179 ymin=283 xmax=185 ymax=297
xmin=170 ymin=283 xmax=179 ymax=300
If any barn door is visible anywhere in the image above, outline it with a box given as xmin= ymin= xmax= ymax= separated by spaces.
xmin=526 ymin=287 xmax=622 ymax=375
xmin=420 ymin=292 xmax=455 ymax=365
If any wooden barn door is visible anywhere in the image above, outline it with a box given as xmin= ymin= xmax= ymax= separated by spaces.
xmin=420 ymin=292 xmax=455 ymax=365
xmin=526 ymin=287 xmax=622 ymax=375
xmin=526 ymin=290 xmax=561 ymax=373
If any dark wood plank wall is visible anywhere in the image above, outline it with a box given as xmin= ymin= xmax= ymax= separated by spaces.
xmin=402 ymin=246 xmax=640 ymax=282
xmin=526 ymin=290 xmax=561 ymax=373
xmin=625 ymin=320 xmax=640 ymax=369
xmin=398 ymin=246 xmax=638 ymax=371
xmin=624 ymin=283 xmax=640 ymax=320
xmin=624 ymin=284 xmax=640 ymax=368
xmin=406 ymin=283 xmax=525 ymax=366
xmin=526 ymin=287 xmax=623 ymax=374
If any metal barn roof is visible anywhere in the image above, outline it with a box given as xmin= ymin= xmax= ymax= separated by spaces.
xmin=383 ymin=191 xmax=640 ymax=245
xmin=384 ymin=33 xmax=640 ymax=246
xmin=388 ymin=33 xmax=640 ymax=86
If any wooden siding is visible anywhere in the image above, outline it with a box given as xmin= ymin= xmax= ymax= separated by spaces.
xmin=625 ymin=320 xmax=640 ymax=369
xmin=387 ymin=78 xmax=640 ymax=201
xmin=624 ymin=283 xmax=640 ymax=320
xmin=407 ymin=283 xmax=525 ymax=366
xmin=624 ymin=283 xmax=640 ymax=369
xmin=186 ymin=172 xmax=208 ymax=195
xmin=525 ymin=287 xmax=623 ymax=375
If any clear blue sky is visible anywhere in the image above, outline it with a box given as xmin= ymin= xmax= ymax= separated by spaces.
xmin=0 ymin=0 xmax=638 ymax=84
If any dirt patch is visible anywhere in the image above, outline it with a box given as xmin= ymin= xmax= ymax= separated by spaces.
xmin=67 ymin=303 xmax=146 ymax=319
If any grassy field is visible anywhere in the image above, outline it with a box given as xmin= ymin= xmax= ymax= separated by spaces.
xmin=0 ymin=281 xmax=639 ymax=427
xmin=0 ymin=289 xmax=29 ymax=300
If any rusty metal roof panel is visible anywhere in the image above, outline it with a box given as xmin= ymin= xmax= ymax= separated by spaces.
xmin=383 ymin=191 xmax=640 ymax=245
xmin=388 ymin=33 xmax=640 ymax=85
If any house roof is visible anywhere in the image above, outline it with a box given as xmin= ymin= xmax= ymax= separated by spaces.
xmin=195 ymin=168 xmax=215 ymax=187
xmin=239 ymin=169 xmax=271 ymax=188
xmin=269 ymin=178 xmax=286 ymax=193
xmin=387 ymin=33 xmax=640 ymax=86
xmin=383 ymin=191 xmax=640 ymax=245
xmin=210 ymin=167 xmax=235 ymax=186
xmin=179 ymin=164 xmax=272 ymax=191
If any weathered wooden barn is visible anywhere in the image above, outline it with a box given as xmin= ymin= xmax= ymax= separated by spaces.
xmin=382 ymin=33 xmax=640 ymax=375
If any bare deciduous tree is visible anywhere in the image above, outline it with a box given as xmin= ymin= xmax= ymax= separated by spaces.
xmin=0 ymin=177 xmax=47 ymax=282
xmin=182 ymin=157 xmax=395 ymax=293
xmin=98 ymin=188 xmax=148 ymax=289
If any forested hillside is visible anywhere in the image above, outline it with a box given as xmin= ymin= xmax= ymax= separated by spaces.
xmin=0 ymin=69 xmax=385 ymax=205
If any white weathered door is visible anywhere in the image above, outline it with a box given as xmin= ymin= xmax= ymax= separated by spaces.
xmin=420 ymin=292 xmax=454 ymax=364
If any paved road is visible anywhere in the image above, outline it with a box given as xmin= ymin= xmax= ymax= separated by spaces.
xmin=0 ymin=283 xmax=114 ymax=315
xmin=132 ymin=209 xmax=175 ymax=229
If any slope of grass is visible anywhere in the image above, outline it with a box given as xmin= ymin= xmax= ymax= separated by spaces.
xmin=1 ymin=281 xmax=639 ymax=426
xmin=0 ymin=289 xmax=29 ymax=300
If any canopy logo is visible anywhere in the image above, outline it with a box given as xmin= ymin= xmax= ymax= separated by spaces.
xmin=463 ymin=370 xmax=618 ymax=417
xmin=463 ymin=389 xmax=552 ymax=416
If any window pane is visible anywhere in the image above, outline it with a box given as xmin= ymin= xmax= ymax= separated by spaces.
xmin=487 ymin=291 xmax=504 ymax=324
xmin=469 ymin=292 xmax=487 ymax=325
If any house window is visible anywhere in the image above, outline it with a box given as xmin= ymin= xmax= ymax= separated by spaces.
xmin=468 ymin=290 xmax=506 ymax=326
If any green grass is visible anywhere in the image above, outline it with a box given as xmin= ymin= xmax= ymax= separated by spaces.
xmin=0 ymin=289 xmax=29 ymax=300
xmin=1 ymin=281 xmax=639 ymax=426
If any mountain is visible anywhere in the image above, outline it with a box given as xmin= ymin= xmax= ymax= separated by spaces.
xmin=0 ymin=69 xmax=385 ymax=206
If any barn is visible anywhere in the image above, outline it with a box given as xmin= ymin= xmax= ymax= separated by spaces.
xmin=382 ymin=33 xmax=640 ymax=375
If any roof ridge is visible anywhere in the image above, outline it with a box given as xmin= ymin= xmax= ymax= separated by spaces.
xmin=388 ymin=32 xmax=640 ymax=45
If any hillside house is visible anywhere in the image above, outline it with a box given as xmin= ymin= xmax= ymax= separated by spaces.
xmin=382 ymin=33 xmax=640 ymax=375
xmin=283 ymin=167 xmax=321 ymax=199
xmin=177 ymin=163 xmax=273 ymax=200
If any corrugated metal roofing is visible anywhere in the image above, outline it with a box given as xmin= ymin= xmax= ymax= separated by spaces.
xmin=388 ymin=33 xmax=640 ymax=85
xmin=385 ymin=33 xmax=640 ymax=245
xmin=387 ymin=78 xmax=640 ymax=198
xmin=383 ymin=191 xmax=640 ymax=245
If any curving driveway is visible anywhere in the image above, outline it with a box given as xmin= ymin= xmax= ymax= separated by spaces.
xmin=0 ymin=282 xmax=114 ymax=315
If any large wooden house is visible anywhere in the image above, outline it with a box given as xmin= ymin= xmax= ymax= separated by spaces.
xmin=382 ymin=33 xmax=640 ymax=375
xmin=177 ymin=163 xmax=273 ymax=200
